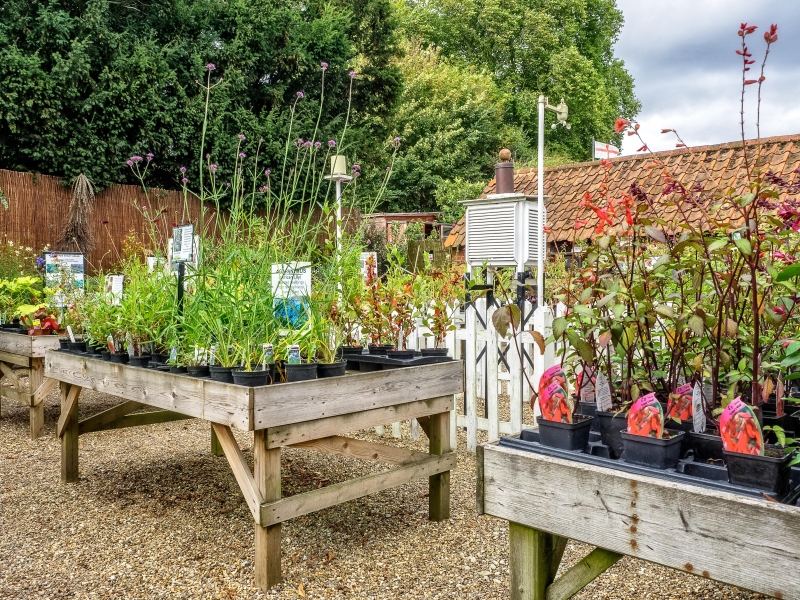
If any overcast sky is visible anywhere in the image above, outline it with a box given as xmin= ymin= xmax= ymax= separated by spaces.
xmin=614 ymin=0 xmax=800 ymax=155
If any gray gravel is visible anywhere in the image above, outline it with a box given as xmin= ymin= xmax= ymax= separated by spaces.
xmin=0 ymin=387 xmax=765 ymax=599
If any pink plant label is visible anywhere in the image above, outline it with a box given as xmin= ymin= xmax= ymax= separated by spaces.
xmin=540 ymin=382 xmax=573 ymax=423
xmin=667 ymin=383 xmax=693 ymax=421
xmin=540 ymin=365 xmax=567 ymax=396
xmin=776 ymin=376 xmax=785 ymax=417
xmin=627 ymin=393 xmax=663 ymax=438
xmin=719 ymin=397 xmax=763 ymax=455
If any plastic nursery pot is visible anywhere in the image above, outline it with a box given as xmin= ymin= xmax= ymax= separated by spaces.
xmin=576 ymin=402 xmax=599 ymax=431
xmin=595 ymin=410 xmax=628 ymax=459
xmin=339 ymin=346 xmax=364 ymax=356
xmin=536 ymin=415 xmax=593 ymax=451
xmin=368 ymin=345 xmax=394 ymax=355
xmin=317 ymin=361 xmax=347 ymax=378
xmin=285 ymin=362 xmax=318 ymax=382
xmin=724 ymin=446 xmax=794 ymax=495
xmin=420 ymin=348 xmax=449 ymax=357
xmin=340 ymin=347 xmax=363 ymax=371
xmin=110 ymin=351 xmax=129 ymax=364
xmin=88 ymin=343 xmax=104 ymax=355
xmin=170 ymin=366 xmax=188 ymax=374
xmin=150 ymin=352 xmax=164 ymax=365
xmin=621 ymin=431 xmax=685 ymax=470
xmin=791 ymin=410 xmax=800 ymax=436
xmin=186 ymin=365 xmax=210 ymax=378
xmin=209 ymin=366 xmax=236 ymax=384
xmin=129 ymin=355 xmax=151 ymax=368
xmin=232 ymin=369 xmax=270 ymax=387
xmin=386 ymin=349 xmax=416 ymax=359
xmin=688 ymin=430 xmax=724 ymax=463
xmin=67 ymin=341 xmax=87 ymax=353
xmin=100 ymin=351 xmax=111 ymax=362
xmin=58 ymin=339 xmax=69 ymax=350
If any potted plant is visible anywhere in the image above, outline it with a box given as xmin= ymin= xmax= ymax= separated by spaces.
xmin=621 ymin=393 xmax=684 ymax=469
xmin=535 ymin=366 xmax=593 ymax=451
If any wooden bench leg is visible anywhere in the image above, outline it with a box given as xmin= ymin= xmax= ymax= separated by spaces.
xmin=254 ymin=430 xmax=281 ymax=589
xmin=509 ymin=523 xmax=552 ymax=600
xmin=29 ymin=358 xmax=44 ymax=440
xmin=210 ymin=423 xmax=224 ymax=456
xmin=60 ymin=382 xmax=79 ymax=483
xmin=428 ymin=410 xmax=451 ymax=521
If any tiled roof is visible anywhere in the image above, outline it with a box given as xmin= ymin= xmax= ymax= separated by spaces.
xmin=444 ymin=133 xmax=800 ymax=248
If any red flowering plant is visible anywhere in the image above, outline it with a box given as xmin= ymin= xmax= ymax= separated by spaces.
xmin=418 ymin=256 xmax=465 ymax=349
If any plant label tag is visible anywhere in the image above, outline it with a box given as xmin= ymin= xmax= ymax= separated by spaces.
xmin=262 ymin=343 xmax=274 ymax=370
xmin=171 ymin=224 xmax=195 ymax=263
xmin=776 ymin=375 xmax=785 ymax=417
xmin=107 ymin=335 xmax=116 ymax=353
xmin=540 ymin=382 xmax=572 ymax=423
xmin=692 ymin=384 xmax=706 ymax=433
xmin=667 ymin=383 xmax=693 ymax=421
xmin=539 ymin=365 xmax=567 ymax=400
xmin=169 ymin=348 xmax=177 ymax=364
xmin=209 ymin=345 xmax=216 ymax=367
xmin=627 ymin=393 xmax=663 ymax=438
xmin=104 ymin=274 xmax=124 ymax=305
xmin=719 ymin=397 xmax=762 ymax=455
xmin=288 ymin=344 xmax=301 ymax=365
xmin=66 ymin=325 xmax=76 ymax=343
xmin=595 ymin=372 xmax=613 ymax=412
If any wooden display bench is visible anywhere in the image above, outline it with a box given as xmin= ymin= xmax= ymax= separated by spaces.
xmin=477 ymin=441 xmax=800 ymax=600
xmin=0 ymin=331 xmax=60 ymax=439
xmin=45 ymin=350 xmax=463 ymax=590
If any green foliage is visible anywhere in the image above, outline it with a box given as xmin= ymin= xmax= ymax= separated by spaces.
xmin=0 ymin=0 xmax=401 ymax=194
xmin=435 ymin=178 xmax=485 ymax=224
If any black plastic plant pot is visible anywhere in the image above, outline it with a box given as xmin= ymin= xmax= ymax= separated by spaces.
xmin=420 ymin=348 xmax=449 ymax=357
xmin=368 ymin=345 xmax=394 ymax=355
xmin=387 ymin=349 xmax=416 ymax=359
xmin=596 ymin=410 xmax=628 ymax=459
xmin=232 ymin=369 xmax=270 ymax=387
xmin=317 ymin=361 xmax=347 ymax=378
xmin=89 ymin=344 xmax=104 ymax=355
xmin=100 ymin=351 xmax=111 ymax=362
xmin=621 ymin=431 xmax=685 ymax=470
xmin=150 ymin=352 xmax=164 ymax=364
xmin=129 ymin=355 xmax=151 ymax=368
xmin=58 ymin=339 xmax=69 ymax=350
xmin=762 ymin=412 xmax=795 ymax=434
xmin=340 ymin=346 xmax=364 ymax=356
xmin=209 ymin=366 xmax=236 ymax=383
xmin=724 ymin=447 xmax=793 ymax=494
xmin=170 ymin=366 xmax=188 ymax=374
xmin=536 ymin=416 xmax=593 ymax=451
xmin=67 ymin=341 xmax=87 ymax=353
xmin=187 ymin=365 xmax=210 ymax=378
xmin=110 ymin=352 xmax=129 ymax=364
xmin=688 ymin=430 xmax=724 ymax=462
xmin=285 ymin=362 xmax=318 ymax=382
xmin=576 ymin=402 xmax=599 ymax=431
xmin=791 ymin=410 xmax=800 ymax=436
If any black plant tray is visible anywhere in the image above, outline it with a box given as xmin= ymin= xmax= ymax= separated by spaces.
xmin=499 ymin=429 xmax=800 ymax=504
xmin=346 ymin=353 xmax=453 ymax=372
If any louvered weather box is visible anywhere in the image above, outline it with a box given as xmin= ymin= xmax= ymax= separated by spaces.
xmin=462 ymin=193 xmax=547 ymax=269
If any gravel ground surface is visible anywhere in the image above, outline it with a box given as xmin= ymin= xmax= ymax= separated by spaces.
xmin=0 ymin=383 xmax=766 ymax=599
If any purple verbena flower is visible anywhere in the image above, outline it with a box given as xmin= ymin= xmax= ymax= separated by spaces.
xmin=303 ymin=141 xmax=312 ymax=147
xmin=206 ymin=63 xmax=216 ymax=70
xmin=126 ymin=159 xmax=134 ymax=166
xmin=238 ymin=152 xmax=246 ymax=158
xmin=238 ymin=134 xmax=246 ymax=140
xmin=349 ymin=71 xmax=356 ymax=78
xmin=321 ymin=62 xmax=328 ymax=71
xmin=328 ymin=140 xmax=336 ymax=148
xmin=146 ymin=152 xmax=154 ymax=160
xmin=131 ymin=155 xmax=143 ymax=163
xmin=142 ymin=206 xmax=148 ymax=211
xmin=209 ymin=164 xmax=218 ymax=172
xmin=265 ymin=169 xmax=271 ymax=175
xmin=314 ymin=141 xmax=321 ymax=148
xmin=179 ymin=166 xmax=187 ymax=173
xmin=352 ymin=164 xmax=361 ymax=171
xmin=181 ymin=177 xmax=189 ymax=184
xmin=258 ymin=185 xmax=269 ymax=192
xmin=296 ymin=91 xmax=304 ymax=98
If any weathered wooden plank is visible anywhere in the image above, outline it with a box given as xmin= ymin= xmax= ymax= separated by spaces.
xmin=254 ymin=430 xmax=281 ymax=589
xmin=0 ymin=385 xmax=31 ymax=405
xmin=510 ymin=522 xmax=550 ymax=600
xmin=260 ymin=453 xmax=457 ymax=527
xmin=483 ymin=444 xmax=800 ymax=600
xmin=290 ymin=435 xmax=429 ymax=464
xmin=210 ymin=424 xmax=224 ymax=456
xmin=456 ymin=413 xmax=516 ymax=435
xmin=476 ymin=444 xmax=485 ymax=515
xmin=264 ymin=396 xmax=453 ymax=448
xmin=0 ymin=360 xmax=22 ymax=388
xmin=78 ymin=401 xmax=146 ymax=434
xmin=465 ymin=305 xmax=478 ymax=452
xmin=45 ymin=350 xmax=251 ymax=430
xmin=60 ymin=383 xmax=79 ymax=483
xmin=31 ymin=376 xmax=58 ymax=406
xmin=428 ymin=411 xmax=451 ymax=521
xmin=28 ymin=358 xmax=44 ymax=439
xmin=211 ymin=423 xmax=263 ymax=524
xmin=81 ymin=409 xmax=192 ymax=433
xmin=0 ymin=350 xmax=31 ymax=368
xmin=57 ymin=384 xmax=81 ymax=438
xmin=252 ymin=361 xmax=463 ymax=430
xmin=0 ymin=331 xmax=34 ymax=356
xmin=485 ymin=304 xmax=499 ymax=443
xmin=545 ymin=547 xmax=621 ymax=600
xmin=29 ymin=335 xmax=61 ymax=357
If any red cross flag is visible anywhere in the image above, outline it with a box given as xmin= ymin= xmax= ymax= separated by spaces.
xmin=593 ymin=140 xmax=620 ymax=160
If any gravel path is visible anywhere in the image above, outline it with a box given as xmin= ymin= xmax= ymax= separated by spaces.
xmin=0 ymin=387 xmax=765 ymax=599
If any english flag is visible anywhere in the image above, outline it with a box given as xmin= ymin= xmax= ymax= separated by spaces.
xmin=593 ymin=140 xmax=620 ymax=160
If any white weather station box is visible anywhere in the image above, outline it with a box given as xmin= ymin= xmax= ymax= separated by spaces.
xmin=462 ymin=193 xmax=548 ymax=269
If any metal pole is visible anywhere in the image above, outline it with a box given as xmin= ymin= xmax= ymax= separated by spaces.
xmin=336 ymin=178 xmax=342 ymax=294
xmin=537 ymin=95 xmax=545 ymax=308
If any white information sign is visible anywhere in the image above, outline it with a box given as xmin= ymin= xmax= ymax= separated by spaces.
xmin=172 ymin=224 xmax=195 ymax=263
xmin=595 ymin=372 xmax=613 ymax=412
xmin=692 ymin=383 xmax=706 ymax=433
xmin=44 ymin=252 xmax=85 ymax=306
xmin=272 ymin=263 xmax=312 ymax=299
xmin=104 ymin=274 xmax=124 ymax=305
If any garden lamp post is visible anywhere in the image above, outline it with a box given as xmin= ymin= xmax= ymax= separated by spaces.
xmin=324 ymin=155 xmax=352 ymax=294
xmin=537 ymin=96 xmax=570 ymax=306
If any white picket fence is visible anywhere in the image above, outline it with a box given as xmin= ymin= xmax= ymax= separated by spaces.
xmin=377 ymin=299 xmax=566 ymax=453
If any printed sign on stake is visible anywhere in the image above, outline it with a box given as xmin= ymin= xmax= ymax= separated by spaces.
xmin=692 ymin=384 xmax=706 ymax=433
xmin=579 ymin=365 xmax=596 ymax=403
xmin=44 ymin=252 xmax=85 ymax=307
xmin=719 ymin=397 xmax=763 ymax=455
xmin=172 ymin=224 xmax=195 ymax=263
xmin=272 ymin=263 xmax=312 ymax=328
xmin=104 ymin=274 xmax=124 ymax=305
xmin=627 ymin=393 xmax=664 ymax=438
xmin=595 ymin=372 xmax=613 ymax=412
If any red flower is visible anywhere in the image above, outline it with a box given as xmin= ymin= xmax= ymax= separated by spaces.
xmin=614 ymin=118 xmax=629 ymax=134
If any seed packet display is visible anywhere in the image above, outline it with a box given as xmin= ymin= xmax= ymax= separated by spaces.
xmin=719 ymin=397 xmax=763 ymax=456
xmin=667 ymin=383 xmax=693 ymax=421
xmin=627 ymin=393 xmax=664 ymax=438
xmin=540 ymin=382 xmax=573 ymax=423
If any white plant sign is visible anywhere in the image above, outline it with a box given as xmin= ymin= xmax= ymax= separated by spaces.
xmin=104 ymin=274 xmax=124 ymax=306
xmin=44 ymin=252 xmax=85 ymax=307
